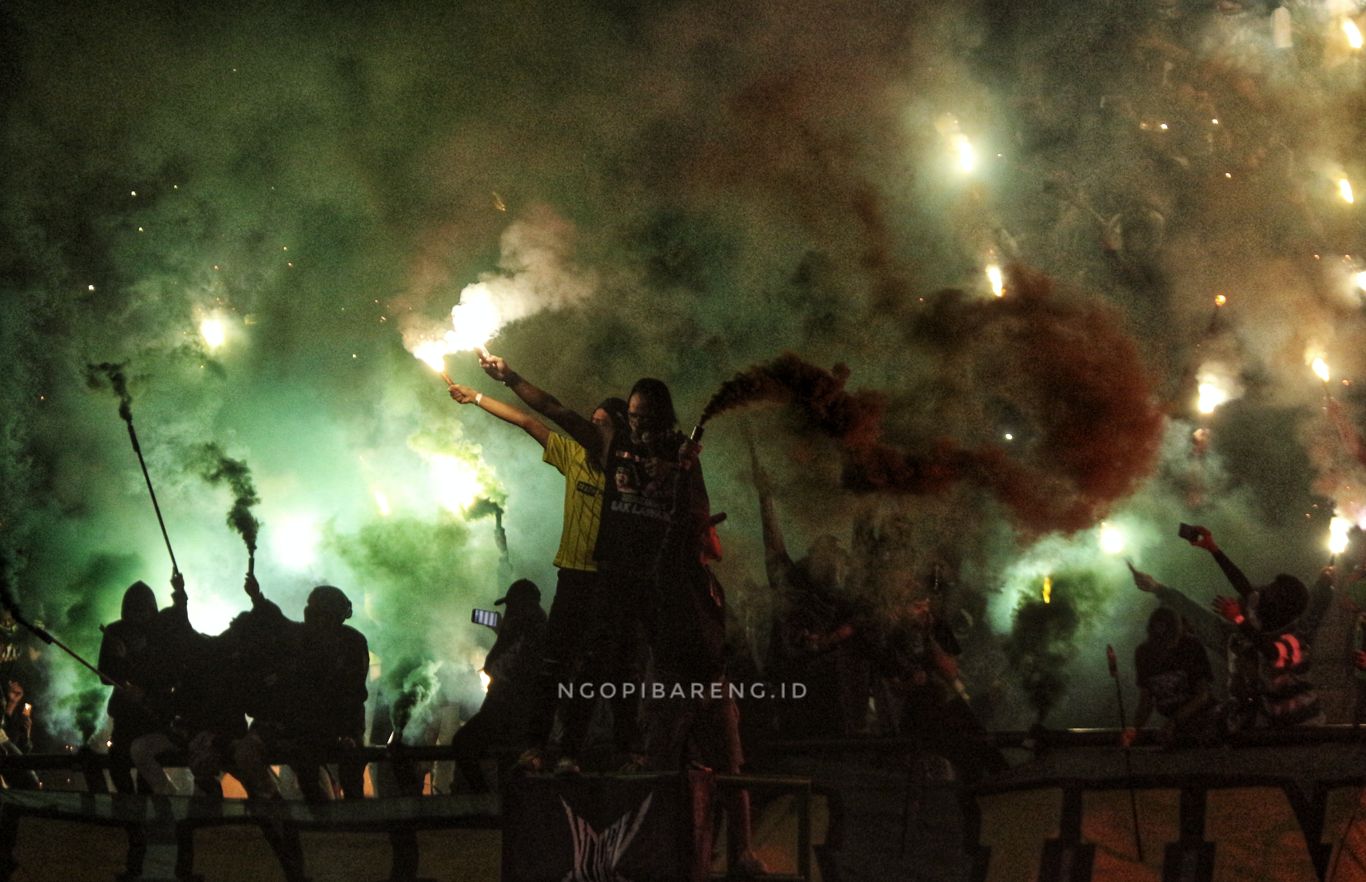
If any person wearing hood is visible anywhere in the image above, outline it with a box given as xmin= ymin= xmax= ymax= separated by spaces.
xmin=97 ymin=571 xmax=193 ymax=793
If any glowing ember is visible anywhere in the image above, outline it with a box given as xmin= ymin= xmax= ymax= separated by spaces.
xmin=986 ymin=264 xmax=1005 ymax=297
xmin=1339 ymin=177 xmax=1355 ymax=205
xmin=199 ymin=316 xmax=226 ymax=351
xmin=1345 ymin=18 xmax=1364 ymax=50
xmin=1098 ymin=522 xmax=1127 ymax=555
xmin=1041 ymin=575 xmax=1052 ymax=605
xmin=1329 ymin=515 xmax=1353 ymax=555
xmin=1214 ymin=294 xmax=1227 ymax=307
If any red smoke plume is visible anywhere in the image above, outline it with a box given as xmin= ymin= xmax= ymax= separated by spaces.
xmin=702 ymin=268 xmax=1165 ymax=535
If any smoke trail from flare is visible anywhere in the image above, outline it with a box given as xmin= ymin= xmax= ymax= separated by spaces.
xmin=196 ymin=444 xmax=262 ymax=558
xmin=699 ymin=270 xmax=1164 ymax=535
xmin=84 ymin=362 xmax=134 ymax=423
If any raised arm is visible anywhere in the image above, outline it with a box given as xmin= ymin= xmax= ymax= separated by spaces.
xmin=448 ymin=383 xmax=550 ymax=447
xmin=1185 ymin=526 xmax=1255 ymax=598
xmin=1130 ymin=563 xmax=1232 ymax=654
xmin=479 ymin=353 xmax=610 ymax=463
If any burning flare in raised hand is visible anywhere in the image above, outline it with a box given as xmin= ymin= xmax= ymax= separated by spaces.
xmin=409 ymin=284 xmax=504 ymax=380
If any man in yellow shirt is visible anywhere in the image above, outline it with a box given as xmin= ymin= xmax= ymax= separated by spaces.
xmin=447 ymin=382 xmax=625 ymax=772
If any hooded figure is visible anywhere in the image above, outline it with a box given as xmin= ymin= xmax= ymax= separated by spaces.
xmin=97 ymin=576 xmax=193 ymax=793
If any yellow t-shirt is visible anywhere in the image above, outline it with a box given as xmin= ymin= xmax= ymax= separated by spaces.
xmin=543 ymin=433 xmax=605 ymax=572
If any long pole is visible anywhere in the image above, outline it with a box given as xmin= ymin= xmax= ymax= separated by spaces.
xmin=1107 ymin=644 xmax=1145 ymax=863
xmin=6 ymin=606 xmax=126 ymax=689
xmin=122 ymin=415 xmax=179 ymax=577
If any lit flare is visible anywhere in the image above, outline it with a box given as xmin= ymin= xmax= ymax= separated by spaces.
xmin=1330 ymin=515 xmax=1353 ymax=556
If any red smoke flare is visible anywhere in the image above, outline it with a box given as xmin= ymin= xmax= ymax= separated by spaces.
xmin=701 ymin=268 xmax=1164 ymax=535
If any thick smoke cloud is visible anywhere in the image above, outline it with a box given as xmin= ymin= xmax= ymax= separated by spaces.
xmin=703 ymin=268 xmax=1164 ymax=535
xmin=3 ymin=0 xmax=1366 ymax=736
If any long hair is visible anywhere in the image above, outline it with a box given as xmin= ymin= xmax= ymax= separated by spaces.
xmin=628 ymin=378 xmax=678 ymax=429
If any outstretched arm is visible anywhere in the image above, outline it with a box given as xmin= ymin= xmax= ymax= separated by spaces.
xmin=449 ymin=383 xmax=550 ymax=447
xmin=1185 ymin=526 xmax=1255 ymax=597
xmin=478 ymin=354 xmax=610 ymax=464
xmin=1130 ymin=563 xmax=1232 ymax=653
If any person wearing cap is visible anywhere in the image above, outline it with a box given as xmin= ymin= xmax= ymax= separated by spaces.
xmin=447 ymin=381 xmax=626 ymax=773
xmin=451 ymin=579 xmax=547 ymax=791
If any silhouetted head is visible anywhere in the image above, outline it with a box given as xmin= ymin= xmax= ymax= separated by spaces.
xmin=1145 ymin=606 xmax=1182 ymax=649
xmin=304 ymin=585 xmax=353 ymax=627
xmin=121 ymin=581 xmax=158 ymax=624
xmin=626 ymin=379 xmax=677 ymax=442
xmin=1254 ymin=574 xmax=1308 ymax=632
xmin=495 ymin=579 xmax=541 ymax=611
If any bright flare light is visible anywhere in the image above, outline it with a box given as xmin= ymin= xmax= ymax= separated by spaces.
xmin=985 ymin=264 xmax=1005 ymax=297
xmin=1041 ymin=575 xmax=1053 ymax=605
xmin=1339 ymin=177 xmax=1356 ymax=204
xmin=1098 ymin=522 xmax=1127 ymax=555
xmin=408 ymin=284 xmax=504 ymax=371
xmin=1197 ymin=379 xmax=1230 ymax=415
xmin=199 ymin=316 xmax=226 ymax=351
xmin=479 ymin=670 xmax=492 ymax=693
xmin=1345 ymin=19 xmax=1364 ymax=50
xmin=372 ymin=488 xmax=392 ymax=518
xmin=1330 ymin=515 xmax=1353 ymax=555
xmin=1312 ymin=357 xmax=1331 ymax=383
xmin=1214 ymin=294 xmax=1228 ymax=307
xmin=448 ymin=284 xmax=502 ymax=352
xmin=1353 ymin=271 xmax=1366 ymax=292
xmin=430 ymin=454 xmax=483 ymax=514
xmin=952 ymin=134 xmax=977 ymax=173
xmin=190 ymin=594 xmax=241 ymax=636
xmin=412 ymin=340 xmax=448 ymax=372
xmin=273 ymin=514 xmax=321 ymax=572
